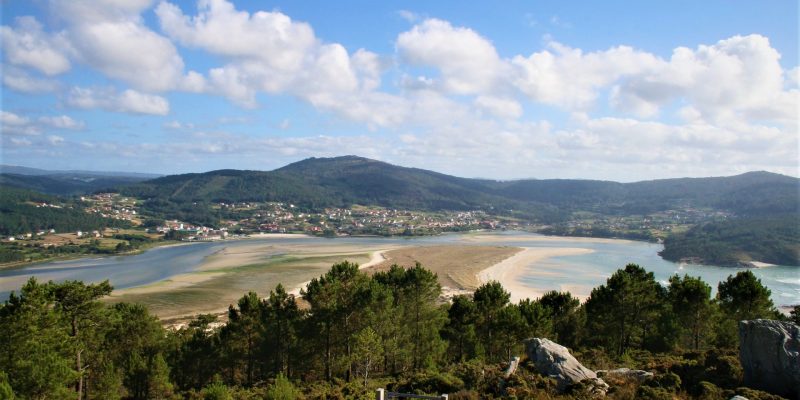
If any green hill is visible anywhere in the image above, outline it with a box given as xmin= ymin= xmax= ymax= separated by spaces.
xmin=659 ymin=216 xmax=800 ymax=266
xmin=6 ymin=156 xmax=799 ymax=266
xmin=0 ymin=173 xmax=152 ymax=196
xmin=118 ymin=156 xmax=798 ymax=217
xmin=0 ymin=186 xmax=130 ymax=236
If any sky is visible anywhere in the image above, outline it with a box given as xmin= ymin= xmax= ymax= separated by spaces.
xmin=1 ymin=0 xmax=798 ymax=182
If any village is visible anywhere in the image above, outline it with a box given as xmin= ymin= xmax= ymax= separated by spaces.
xmin=3 ymin=193 xmax=519 ymax=248
xmin=5 ymin=192 xmax=729 ymax=247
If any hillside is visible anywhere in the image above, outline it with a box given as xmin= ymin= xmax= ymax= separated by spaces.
xmin=117 ymin=156 xmax=798 ymax=217
xmin=659 ymin=216 xmax=800 ymax=266
xmin=7 ymin=156 xmax=799 ymax=266
xmin=0 ymin=173 xmax=153 ymax=197
xmin=119 ymin=156 xmax=558 ymax=221
xmin=0 ymin=186 xmax=131 ymax=236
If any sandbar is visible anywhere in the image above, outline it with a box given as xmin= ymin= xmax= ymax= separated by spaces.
xmin=478 ymin=247 xmax=595 ymax=303
xmin=749 ymin=261 xmax=777 ymax=268
xmin=364 ymin=245 xmax=522 ymax=291
xmin=460 ymin=232 xmax=639 ymax=245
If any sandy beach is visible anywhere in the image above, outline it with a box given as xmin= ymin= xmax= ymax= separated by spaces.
xmin=749 ymin=261 xmax=777 ymax=268
xmin=460 ymin=232 xmax=638 ymax=245
xmin=364 ymin=245 xmax=522 ymax=290
xmin=246 ymin=233 xmax=315 ymax=239
xmin=478 ymin=247 xmax=595 ymax=303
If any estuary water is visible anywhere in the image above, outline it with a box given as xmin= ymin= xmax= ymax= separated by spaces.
xmin=1 ymin=232 xmax=797 ymax=307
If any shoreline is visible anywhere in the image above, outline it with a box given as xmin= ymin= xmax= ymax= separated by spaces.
xmin=477 ymin=247 xmax=595 ymax=303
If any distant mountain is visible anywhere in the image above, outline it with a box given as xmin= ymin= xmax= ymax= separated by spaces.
xmin=6 ymin=156 xmax=799 ymax=265
xmin=117 ymin=156 xmax=798 ymax=216
xmin=0 ymin=165 xmax=162 ymax=196
xmin=483 ymin=171 xmax=799 ymax=216
xmin=119 ymin=156 xmax=552 ymax=221
xmin=0 ymin=165 xmax=162 ymax=179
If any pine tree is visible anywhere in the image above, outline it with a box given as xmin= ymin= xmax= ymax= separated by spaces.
xmin=584 ymin=264 xmax=666 ymax=355
xmin=473 ymin=281 xmax=511 ymax=362
xmin=668 ymin=275 xmax=714 ymax=350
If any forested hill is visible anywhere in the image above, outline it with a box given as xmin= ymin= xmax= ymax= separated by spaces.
xmin=117 ymin=156 xmax=799 ymax=217
xmin=118 ymin=156 xmax=553 ymax=218
xmin=0 ymin=165 xmax=160 ymax=196
xmin=0 ymin=186 xmax=130 ymax=236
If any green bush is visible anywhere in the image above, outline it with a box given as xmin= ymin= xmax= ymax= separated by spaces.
xmin=448 ymin=389 xmax=479 ymax=400
xmin=693 ymin=381 xmax=723 ymax=400
xmin=733 ymin=387 xmax=787 ymax=400
xmin=266 ymin=374 xmax=300 ymax=400
xmin=201 ymin=381 xmax=232 ymax=400
xmin=392 ymin=372 xmax=465 ymax=395
xmin=647 ymin=372 xmax=681 ymax=392
xmin=0 ymin=372 xmax=14 ymax=400
xmin=636 ymin=385 xmax=674 ymax=400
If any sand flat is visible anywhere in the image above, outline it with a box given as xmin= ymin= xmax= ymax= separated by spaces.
xmin=461 ymin=232 xmax=638 ymax=245
xmin=478 ymin=247 xmax=595 ymax=303
xmin=364 ymin=245 xmax=522 ymax=290
xmin=106 ymin=241 xmax=402 ymax=321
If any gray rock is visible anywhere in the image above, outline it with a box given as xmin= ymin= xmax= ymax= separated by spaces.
xmin=525 ymin=338 xmax=608 ymax=395
xmin=729 ymin=396 xmax=749 ymax=400
xmin=504 ymin=356 xmax=520 ymax=378
xmin=596 ymin=368 xmax=654 ymax=383
xmin=738 ymin=319 xmax=800 ymax=399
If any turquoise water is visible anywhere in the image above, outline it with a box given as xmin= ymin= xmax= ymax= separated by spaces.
xmin=1 ymin=232 xmax=797 ymax=308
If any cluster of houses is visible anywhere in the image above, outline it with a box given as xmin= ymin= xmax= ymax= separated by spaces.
xmin=5 ymin=229 xmax=57 ymax=242
xmin=151 ymin=220 xmax=230 ymax=241
xmin=232 ymin=203 xmax=507 ymax=236
xmin=81 ymin=193 xmax=138 ymax=221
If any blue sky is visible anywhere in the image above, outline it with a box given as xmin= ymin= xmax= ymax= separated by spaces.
xmin=1 ymin=0 xmax=798 ymax=181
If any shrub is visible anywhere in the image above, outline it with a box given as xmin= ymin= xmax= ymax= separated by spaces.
xmin=448 ymin=389 xmax=479 ymax=400
xmin=392 ymin=372 xmax=465 ymax=395
xmin=201 ymin=381 xmax=232 ymax=400
xmin=635 ymin=385 xmax=674 ymax=400
xmin=266 ymin=374 xmax=301 ymax=400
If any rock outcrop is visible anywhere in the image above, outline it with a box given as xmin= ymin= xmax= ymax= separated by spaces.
xmin=596 ymin=368 xmax=654 ymax=383
xmin=738 ymin=319 xmax=800 ymax=399
xmin=525 ymin=338 xmax=608 ymax=395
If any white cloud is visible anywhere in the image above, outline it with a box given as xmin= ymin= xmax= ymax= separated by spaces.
xmin=39 ymin=115 xmax=85 ymax=130
xmin=787 ymin=67 xmax=800 ymax=88
xmin=612 ymin=35 xmax=798 ymax=123
xmin=397 ymin=18 xmax=505 ymax=94
xmin=0 ymin=16 xmax=71 ymax=75
xmin=397 ymin=10 xmax=421 ymax=23
xmin=156 ymin=0 xmax=395 ymax=126
xmin=1 ymin=111 xmax=31 ymax=127
xmin=9 ymin=138 xmax=33 ymax=147
xmin=47 ymin=135 xmax=65 ymax=145
xmin=2 ymin=65 xmax=60 ymax=93
xmin=44 ymin=0 xmax=199 ymax=92
xmin=67 ymin=20 xmax=186 ymax=92
xmin=511 ymin=41 xmax=662 ymax=110
xmin=1 ymin=111 xmax=85 ymax=135
xmin=474 ymin=96 xmax=523 ymax=119
xmin=156 ymin=0 xmax=316 ymax=63
xmin=0 ymin=111 xmax=41 ymax=136
xmin=66 ymin=86 xmax=170 ymax=115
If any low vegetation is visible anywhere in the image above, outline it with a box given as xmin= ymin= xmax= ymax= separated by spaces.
xmin=660 ymin=216 xmax=800 ymax=266
xmin=1 ymin=262 xmax=787 ymax=399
